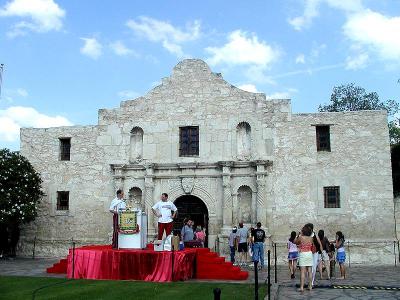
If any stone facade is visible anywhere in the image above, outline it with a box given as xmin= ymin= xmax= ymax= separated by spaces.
xmin=19 ymin=59 xmax=397 ymax=263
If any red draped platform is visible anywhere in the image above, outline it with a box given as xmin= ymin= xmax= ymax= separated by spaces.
xmin=48 ymin=245 xmax=248 ymax=282
xmin=67 ymin=245 xmax=196 ymax=282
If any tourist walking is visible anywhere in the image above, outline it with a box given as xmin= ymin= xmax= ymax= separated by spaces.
xmin=295 ymin=225 xmax=313 ymax=292
xmin=318 ymin=229 xmax=331 ymax=279
xmin=237 ymin=222 xmax=248 ymax=266
xmin=251 ymin=222 xmax=266 ymax=269
xmin=287 ymin=231 xmax=299 ymax=279
xmin=229 ymin=226 xmax=238 ymax=264
xmin=335 ymin=231 xmax=346 ymax=279
xmin=306 ymin=223 xmax=323 ymax=287
xmin=181 ymin=218 xmax=194 ymax=243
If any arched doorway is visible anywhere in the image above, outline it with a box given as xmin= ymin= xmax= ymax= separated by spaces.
xmin=174 ymin=195 xmax=209 ymax=247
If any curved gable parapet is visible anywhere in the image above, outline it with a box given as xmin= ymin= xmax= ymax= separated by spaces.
xmin=99 ymin=59 xmax=292 ymax=125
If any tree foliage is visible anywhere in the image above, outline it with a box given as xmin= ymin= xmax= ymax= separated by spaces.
xmin=0 ymin=149 xmax=43 ymax=225
xmin=319 ymin=83 xmax=399 ymax=145
xmin=319 ymin=83 xmax=398 ymax=116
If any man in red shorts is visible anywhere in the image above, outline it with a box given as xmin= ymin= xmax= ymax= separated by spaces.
xmin=152 ymin=193 xmax=177 ymax=240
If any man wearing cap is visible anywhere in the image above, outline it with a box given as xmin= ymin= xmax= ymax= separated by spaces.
xmin=229 ymin=226 xmax=238 ymax=264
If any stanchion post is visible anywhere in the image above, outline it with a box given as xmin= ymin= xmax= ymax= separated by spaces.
xmin=72 ymin=241 xmax=76 ymax=279
xmin=32 ymin=236 xmax=36 ymax=259
xmin=171 ymin=247 xmax=175 ymax=281
xmin=254 ymin=260 xmax=259 ymax=300
xmin=394 ymin=241 xmax=397 ymax=267
xmin=267 ymin=250 xmax=271 ymax=300
xmin=274 ymin=242 xmax=277 ymax=283
xmin=213 ymin=288 xmax=221 ymax=300
xmin=398 ymin=241 xmax=400 ymax=265
xmin=347 ymin=241 xmax=351 ymax=268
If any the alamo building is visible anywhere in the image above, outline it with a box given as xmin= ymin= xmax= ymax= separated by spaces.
xmin=19 ymin=59 xmax=397 ymax=264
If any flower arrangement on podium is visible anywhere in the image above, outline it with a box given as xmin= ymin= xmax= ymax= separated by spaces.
xmin=118 ymin=209 xmax=140 ymax=234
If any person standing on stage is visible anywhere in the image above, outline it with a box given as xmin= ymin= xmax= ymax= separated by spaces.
xmin=109 ymin=189 xmax=126 ymax=249
xmin=152 ymin=193 xmax=178 ymax=240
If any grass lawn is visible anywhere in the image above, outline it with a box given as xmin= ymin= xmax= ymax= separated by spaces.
xmin=0 ymin=276 xmax=266 ymax=300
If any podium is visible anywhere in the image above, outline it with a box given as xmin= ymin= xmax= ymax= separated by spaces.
xmin=118 ymin=209 xmax=147 ymax=249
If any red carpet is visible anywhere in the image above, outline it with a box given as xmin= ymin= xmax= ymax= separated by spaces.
xmin=46 ymin=258 xmax=67 ymax=274
xmin=46 ymin=245 xmax=248 ymax=281
xmin=195 ymin=248 xmax=248 ymax=280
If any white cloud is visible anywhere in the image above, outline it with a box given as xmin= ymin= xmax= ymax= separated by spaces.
xmin=126 ymin=16 xmax=201 ymax=57
xmin=238 ymin=84 xmax=258 ymax=93
xmin=0 ymin=0 xmax=65 ymax=37
xmin=288 ymin=0 xmax=363 ymax=31
xmin=0 ymin=88 xmax=28 ymax=103
xmin=0 ymin=106 xmax=72 ymax=142
xmin=16 ymin=88 xmax=28 ymax=97
xmin=117 ymin=90 xmax=139 ymax=99
xmin=345 ymin=52 xmax=369 ymax=70
xmin=295 ymin=54 xmax=305 ymax=64
xmin=80 ymin=37 xmax=102 ymax=59
xmin=325 ymin=0 xmax=363 ymax=12
xmin=288 ymin=0 xmax=320 ymax=31
xmin=265 ymin=92 xmax=291 ymax=100
xmin=110 ymin=40 xmax=137 ymax=57
xmin=343 ymin=10 xmax=400 ymax=61
xmin=205 ymin=30 xmax=280 ymax=69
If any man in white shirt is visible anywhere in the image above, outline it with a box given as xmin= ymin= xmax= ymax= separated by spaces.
xmin=109 ymin=189 xmax=126 ymax=249
xmin=152 ymin=193 xmax=177 ymax=240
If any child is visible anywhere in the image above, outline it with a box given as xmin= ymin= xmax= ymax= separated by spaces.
xmin=287 ymin=231 xmax=299 ymax=279
xmin=335 ymin=231 xmax=346 ymax=279
xmin=195 ymin=226 xmax=205 ymax=247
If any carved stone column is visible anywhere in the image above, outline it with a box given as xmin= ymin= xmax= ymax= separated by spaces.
xmin=144 ymin=164 xmax=155 ymax=235
xmin=256 ymin=161 xmax=268 ymax=229
xmin=232 ymin=193 xmax=238 ymax=226
xmin=251 ymin=191 xmax=257 ymax=224
xmin=221 ymin=162 xmax=233 ymax=228
xmin=112 ymin=165 xmax=125 ymax=191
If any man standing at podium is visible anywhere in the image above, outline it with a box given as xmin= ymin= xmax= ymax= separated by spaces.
xmin=109 ymin=189 xmax=126 ymax=249
xmin=152 ymin=193 xmax=177 ymax=240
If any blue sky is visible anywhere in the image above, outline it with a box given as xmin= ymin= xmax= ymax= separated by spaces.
xmin=0 ymin=0 xmax=399 ymax=151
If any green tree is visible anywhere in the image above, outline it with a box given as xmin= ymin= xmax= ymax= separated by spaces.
xmin=319 ymin=83 xmax=399 ymax=144
xmin=0 ymin=148 xmax=43 ymax=257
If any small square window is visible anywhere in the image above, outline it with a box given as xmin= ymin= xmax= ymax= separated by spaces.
xmin=316 ymin=126 xmax=331 ymax=152
xmin=57 ymin=191 xmax=69 ymax=210
xmin=324 ymin=186 xmax=340 ymax=208
xmin=59 ymin=138 xmax=71 ymax=161
xmin=179 ymin=126 xmax=199 ymax=156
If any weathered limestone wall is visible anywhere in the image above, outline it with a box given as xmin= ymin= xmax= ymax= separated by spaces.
xmin=270 ymin=111 xmax=396 ymax=263
xmin=19 ymin=125 xmax=114 ymax=257
xmin=96 ymin=60 xmax=289 ymax=164
xmin=17 ymin=59 xmax=397 ymax=265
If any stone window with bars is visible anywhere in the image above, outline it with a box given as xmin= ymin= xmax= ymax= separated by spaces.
xmin=57 ymin=191 xmax=69 ymax=210
xmin=59 ymin=138 xmax=71 ymax=161
xmin=179 ymin=126 xmax=199 ymax=156
xmin=316 ymin=125 xmax=331 ymax=152
xmin=324 ymin=186 xmax=340 ymax=208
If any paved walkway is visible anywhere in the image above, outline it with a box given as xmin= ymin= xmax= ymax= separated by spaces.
xmin=1 ymin=257 xmax=400 ymax=299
